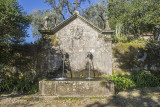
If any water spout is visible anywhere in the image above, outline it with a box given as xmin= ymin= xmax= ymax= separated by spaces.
xmin=56 ymin=53 xmax=67 ymax=80
xmin=86 ymin=52 xmax=94 ymax=80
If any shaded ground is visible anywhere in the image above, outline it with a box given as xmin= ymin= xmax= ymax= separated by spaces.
xmin=0 ymin=87 xmax=160 ymax=107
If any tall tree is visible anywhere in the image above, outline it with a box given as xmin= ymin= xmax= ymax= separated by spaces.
xmin=31 ymin=9 xmax=63 ymax=37
xmin=0 ymin=0 xmax=31 ymax=68
xmin=108 ymin=0 xmax=160 ymax=35
xmin=82 ymin=0 xmax=107 ymax=29
xmin=0 ymin=0 xmax=31 ymax=44
xmin=44 ymin=0 xmax=90 ymax=20
xmin=31 ymin=0 xmax=91 ymax=37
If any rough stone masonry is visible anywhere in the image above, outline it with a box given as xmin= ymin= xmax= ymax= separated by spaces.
xmin=39 ymin=11 xmax=114 ymax=76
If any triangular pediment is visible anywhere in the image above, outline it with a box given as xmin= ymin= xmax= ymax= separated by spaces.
xmin=52 ymin=13 xmax=102 ymax=34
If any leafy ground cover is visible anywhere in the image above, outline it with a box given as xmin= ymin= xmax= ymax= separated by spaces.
xmin=108 ymin=72 xmax=160 ymax=91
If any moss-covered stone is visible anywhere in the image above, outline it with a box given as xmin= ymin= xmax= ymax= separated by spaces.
xmin=112 ymin=43 xmax=160 ymax=75
xmin=50 ymin=35 xmax=59 ymax=46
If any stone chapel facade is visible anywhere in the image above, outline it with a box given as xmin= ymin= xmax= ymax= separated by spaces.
xmin=39 ymin=11 xmax=114 ymax=76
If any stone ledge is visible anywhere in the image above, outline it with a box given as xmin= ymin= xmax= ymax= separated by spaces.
xmin=39 ymin=79 xmax=115 ymax=97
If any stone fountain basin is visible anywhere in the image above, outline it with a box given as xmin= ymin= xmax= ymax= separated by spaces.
xmin=39 ymin=78 xmax=114 ymax=97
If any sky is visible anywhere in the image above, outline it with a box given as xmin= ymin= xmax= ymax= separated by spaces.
xmin=17 ymin=0 xmax=100 ymax=43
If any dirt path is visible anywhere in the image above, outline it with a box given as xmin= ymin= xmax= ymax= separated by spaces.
xmin=0 ymin=87 xmax=160 ymax=107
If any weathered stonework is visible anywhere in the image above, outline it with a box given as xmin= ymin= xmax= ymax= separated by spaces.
xmin=39 ymin=13 xmax=114 ymax=76
xmin=39 ymin=79 xmax=115 ymax=97
xmin=55 ymin=18 xmax=112 ymax=75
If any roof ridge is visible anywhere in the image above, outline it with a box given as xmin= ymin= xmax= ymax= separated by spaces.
xmin=51 ymin=14 xmax=102 ymax=34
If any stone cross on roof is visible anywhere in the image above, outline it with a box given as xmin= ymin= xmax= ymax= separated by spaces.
xmin=73 ymin=0 xmax=80 ymax=10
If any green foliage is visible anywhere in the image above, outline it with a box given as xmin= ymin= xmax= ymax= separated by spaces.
xmin=108 ymin=0 xmax=160 ymax=35
xmin=0 ymin=78 xmax=38 ymax=94
xmin=84 ymin=0 xmax=160 ymax=41
xmin=82 ymin=0 xmax=107 ymax=29
xmin=112 ymin=34 xmax=128 ymax=43
xmin=31 ymin=0 xmax=91 ymax=37
xmin=129 ymin=38 xmax=150 ymax=43
xmin=0 ymin=42 xmax=44 ymax=94
xmin=0 ymin=72 xmax=38 ymax=93
xmin=44 ymin=0 xmax=91 ymax=19
xmin=112 ymin=23 xmax=131 ymax=43
xmin=113 ymin=42 xmax=160 ymax=72
xmin=112 ymin=43 xmax=145 ymax=59
xmin=108 ymin=75 xmax=136 ymax=90
xmin=114 ymin=37 xmax=160 ymax=44
xmin=113 ymin=43 xmax=144 ymax=69
xmin=0 ymin=0 xmax=31 ymax=75
xmin=108 ymin=72 xmax=160 ymax=90
xmin=31 ymin=9 xmax=63 ymax=37
xmin=100 ymin=74 xmax=107 ymax=78
xmin=133 ymin=72 xmax=160 ymax=87
xmin=32 ymin=0 xmax=160 ymax=41
xmin=0 ymin=43 xmax=39 ymax=72
xmin=0 ymin=0 xmax=31 ymax=43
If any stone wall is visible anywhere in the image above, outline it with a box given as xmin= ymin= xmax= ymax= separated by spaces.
xmin=112 ymin=43 xmax=160 ymax=75
xmin=54 ymin=18 xmax=112 ymax=75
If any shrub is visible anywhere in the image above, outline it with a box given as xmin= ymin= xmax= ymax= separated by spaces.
xmin=133 ymin=72 xmax=160 ymax=87
xmin=108 ymin=72 xmax=160 ymax=91
xmin=0 ymin=72 xmax=38 ymax=94
xmin=108 ymin=75 xmax=136 ymax=90
xmin=0 ymin=77 xmax=38 ymax=94
xmin=112 ymin=34 xmax=128 ymax=43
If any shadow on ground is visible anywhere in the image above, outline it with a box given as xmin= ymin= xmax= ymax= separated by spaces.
xmin=0 ymin=93 xmax=24 ymax=101
xmin=86 ymin=87 xmax=160 ymax=107
xmin=0 ymin=87 xmax=160 ymax=107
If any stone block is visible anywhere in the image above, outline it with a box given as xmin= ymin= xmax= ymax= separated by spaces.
xmin=39 ymin=79 xmax=114 ymax=97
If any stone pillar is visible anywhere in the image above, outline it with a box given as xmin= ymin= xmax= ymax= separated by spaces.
xmin=101 ymin=17 xmax=114 ymax=75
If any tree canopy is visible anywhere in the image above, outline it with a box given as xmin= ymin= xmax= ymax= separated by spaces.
xmin=108 ymin=0 xmax=160 ymax=35
xmin=0 ymin=0 xmax=31 ymax=44
xmin=0 ymin=0 xmax=31 ymax=68
xmin=31 ymin=0 xmax=160 ymax=38
xmin=44 ymin=0 xmax=90 ymax=20
xmin=82 ymin=0 xmax=107 ymax=29
xmin=31 ymin=9 xmax=63 ymax=37
xmin=31 ymin=0 xmax=91 ymax=37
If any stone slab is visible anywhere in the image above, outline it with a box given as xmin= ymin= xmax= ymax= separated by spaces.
xmin=39 ymin=78 xmax=114 ymax=97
